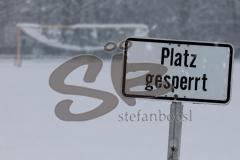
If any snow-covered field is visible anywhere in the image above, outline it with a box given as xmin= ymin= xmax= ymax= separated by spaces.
xmin=0 ymin=58 xmax=239 ymax=160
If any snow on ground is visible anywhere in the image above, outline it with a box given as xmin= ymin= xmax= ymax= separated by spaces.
xmin=0 ymin=59 xmax=239 ymax=160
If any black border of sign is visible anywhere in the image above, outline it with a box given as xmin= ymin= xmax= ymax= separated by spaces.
xmin=122 ymin=37 xmax=234 ymax=104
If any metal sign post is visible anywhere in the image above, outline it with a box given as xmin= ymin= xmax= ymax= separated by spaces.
xmin=167 ymin=102 xmax=183 ymax=160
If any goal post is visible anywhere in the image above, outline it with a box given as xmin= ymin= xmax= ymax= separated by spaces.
xmin=16 ymin=25 xmax=22 ymax=66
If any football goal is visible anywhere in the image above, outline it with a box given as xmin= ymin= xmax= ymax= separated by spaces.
xmin=16 ymin=23 xmax=149 ymax=66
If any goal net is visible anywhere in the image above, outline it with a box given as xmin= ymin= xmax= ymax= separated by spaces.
xmin=16 ymin=23 xmax=149 ymax=65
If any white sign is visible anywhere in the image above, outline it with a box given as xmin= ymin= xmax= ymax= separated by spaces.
xmin=122 ymin=38 xmax=233 ymax=104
